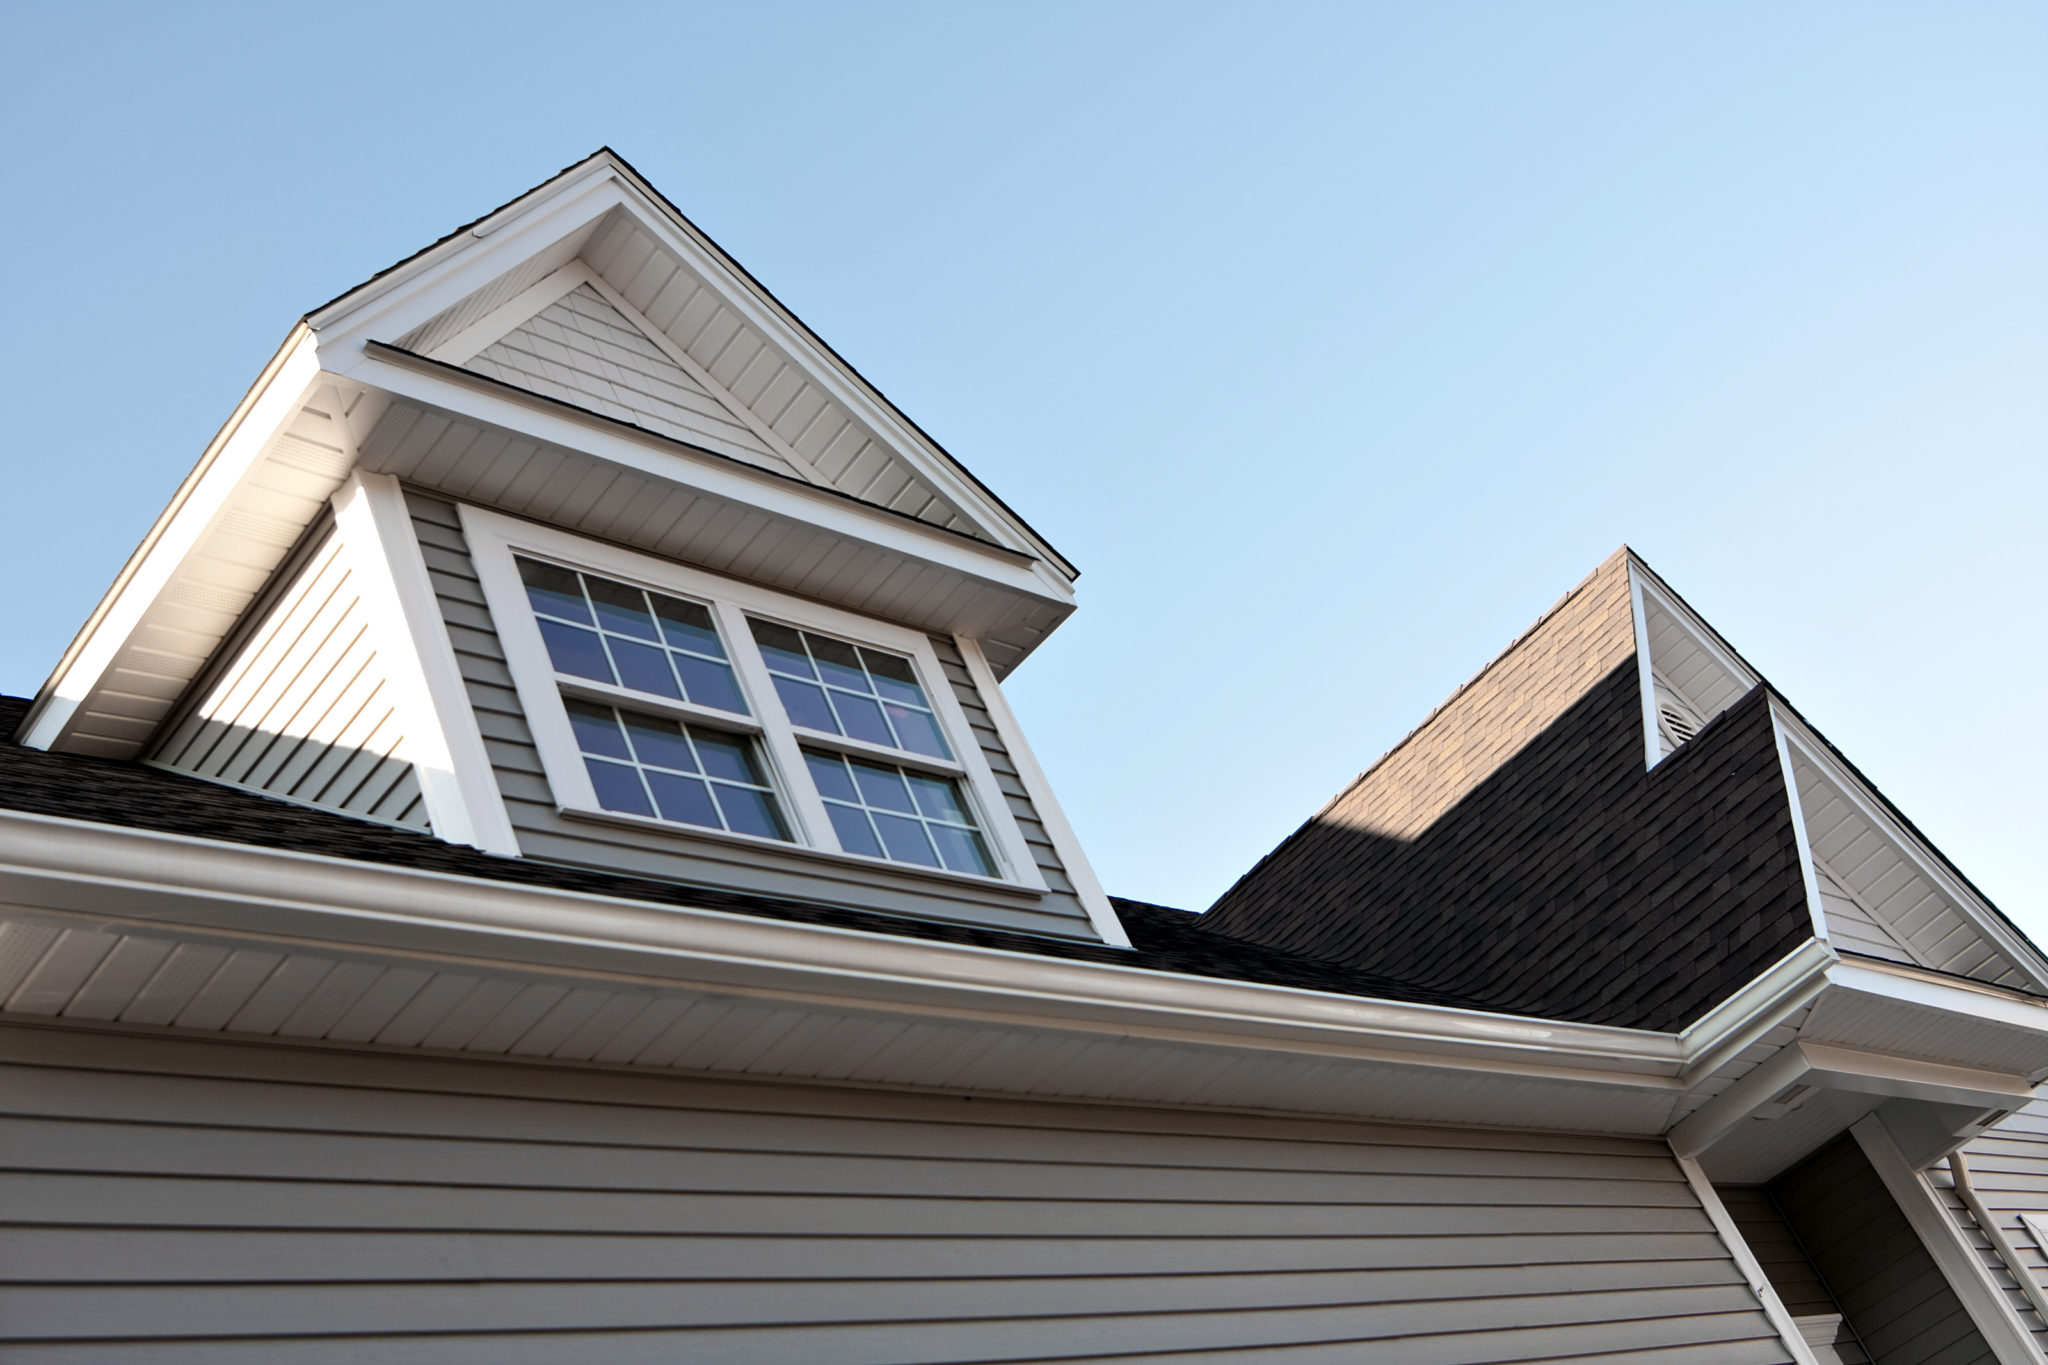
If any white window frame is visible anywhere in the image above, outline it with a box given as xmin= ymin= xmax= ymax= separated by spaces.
xmin=460 ymin=504 xmax=1047 ymax=894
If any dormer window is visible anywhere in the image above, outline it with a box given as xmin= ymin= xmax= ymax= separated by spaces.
xmin=468 ymin=509 xmax=1041 ymax=891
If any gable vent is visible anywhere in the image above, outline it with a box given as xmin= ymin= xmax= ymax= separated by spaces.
xmin=1653 ymin=679 xmax=1707 ymax=757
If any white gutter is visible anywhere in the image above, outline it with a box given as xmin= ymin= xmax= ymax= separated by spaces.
xmin=0 ymin=807 xmax=1691 ymax=1086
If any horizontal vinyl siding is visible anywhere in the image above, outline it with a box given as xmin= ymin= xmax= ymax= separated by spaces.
xmin=0 ymin=1026 xmax=1795 ymax=1363
xmin=406 ymin=491 xmax=1096 ymax=940
xmin=149 ymin=521 xmax=429 ymax=830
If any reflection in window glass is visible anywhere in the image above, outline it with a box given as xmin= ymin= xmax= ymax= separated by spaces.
xmin=568 ymin=700 xmax=788 ymax=841
xmin=749 ymin=620 xmax=951 ymax=760
xmin=801 ymin=748 xmax=993 ymax=875
xmin=519 ymin=558 xmax=748 ymax=715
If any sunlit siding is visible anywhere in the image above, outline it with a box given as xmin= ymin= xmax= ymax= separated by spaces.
xmin=150 ymin=521 xmax=428 ymax=830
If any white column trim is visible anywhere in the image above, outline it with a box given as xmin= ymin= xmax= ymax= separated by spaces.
xmin=1853 ymin=1112 xmax=2047 ymax=1364
xmin=329 ymin=473 xmax=521 ymax=855
xmin=954 ymin=637 xmax=1131 ymax=949
xmin=1674 ymin=1153 xmax=1825 ymax=1365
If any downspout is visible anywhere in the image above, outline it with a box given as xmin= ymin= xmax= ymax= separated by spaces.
xmin=1950 ymin=1150 xmax=2048 ymax=1331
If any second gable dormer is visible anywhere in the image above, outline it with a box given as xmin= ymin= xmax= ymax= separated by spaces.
xmin=16 ymin=150 xmax=1127 ymax=948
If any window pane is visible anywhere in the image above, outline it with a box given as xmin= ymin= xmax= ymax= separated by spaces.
xmin=692 ymin=730 xmax=764 ymax=785
xmin=930 ymin=824 xmax=995 ymax=876
xmin=538 ymin=620 xmax=615 ymax=684
xmin=773 ymin=676 xmax=840 ymax=733
xmin=565 ymin=700 xmax=631 ymax=760
xmin=609 ymin=638 xmax=683 ymax=699
xmin=860 ymin=649 xmax=927 ymax=707
xmin=830 ymin=691 xmax=894 ymax=747
xmin=850 ymin=759 xmax=916 ymax=813
xmin=873 ymin=812 xmax=941 ymax=867
xmin=884 ymin=704 xmax=951 ymax=760
xmin=646 ymin=772 xmax=720 ymax=829
xmin=804 ymin=750 xmax=858 ymax=803
xmin=676 ymin=655 xmax=747 ymax=715
xmin=808 ymin=636 xmax=868 ymax=693
xmin=750 ymin=620 xmax=815 ymax=678
xmin=587 ymin=578 xmax=658 ymax=640
xmin=827 ymin=803 xmax=883 ymax=858
xmin=621 ymin=714 xmax=698 ymax=773
xmin=652 ymin=595 xmax=724 ymax=657
xmin=714 ymin=784 xmax=788 ymax=840
xmin=905 ymin=772 xmax=970 ymax=824
xmin=585 ymin=758 xmax=653 ymax=816
xmin=518 ymin=559 xmax=592 ymax=624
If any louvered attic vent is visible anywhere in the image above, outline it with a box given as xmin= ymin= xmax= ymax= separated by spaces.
xmin=1653 ymin=680 xmax=1707 ymax=757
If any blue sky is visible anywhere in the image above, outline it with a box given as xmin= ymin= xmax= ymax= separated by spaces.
xmin=2 ymin=2 xmax=2041 ymax=931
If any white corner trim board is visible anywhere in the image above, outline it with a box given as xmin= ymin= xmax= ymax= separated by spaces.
xmin=1853 ymin=1112 xmax=2048 ymax=1364
xmin=954 ymin=636 xmax=1131 ymax=949
xmin=329 ymin=473 xmax=521 ymax=855
xmin=1675 ymin=1155 xmax=1827 ymax=1365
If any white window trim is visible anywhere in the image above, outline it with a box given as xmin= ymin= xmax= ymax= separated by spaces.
xmin=459 ymin=503 xmax=1048 ymax=895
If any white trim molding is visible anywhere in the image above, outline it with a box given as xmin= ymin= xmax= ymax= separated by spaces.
xmin=1854 ymin=1112 xmax=2048 ymax=1363
xmin=1675 ymin=1154 xmax=1826 ymax=1365
xmin=458 ymin=503 xmax=1048 ymax=894
xmin=329 ymin=472 xmax=520 ymax=855
xmin=954 ymin=636 xmax=1131 ymax=949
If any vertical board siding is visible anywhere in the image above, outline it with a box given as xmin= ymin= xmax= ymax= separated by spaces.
xmin=1769 ymin=1136 xmax=1994 ymax=1365
xmin=405 ymin=492 xmax=1096 ymax=940
xmin=0 ymin=1027 xmax=1796 ymax=1364
xmin=150 ymin=524 xmax=429 ymax=831
xmin=464 ymin=283 xmax=793 ymax=475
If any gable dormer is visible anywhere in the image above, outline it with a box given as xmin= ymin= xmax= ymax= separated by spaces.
xmin=16 ymin=150 xmax=1127 ymax=949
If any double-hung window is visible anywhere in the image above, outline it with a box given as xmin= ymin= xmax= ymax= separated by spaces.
xmin=463 ymin=507 xmax=1041 ymax=891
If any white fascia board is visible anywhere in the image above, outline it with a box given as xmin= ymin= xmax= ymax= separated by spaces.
xmin=309 ymin=156 xmax=1063 ymax=575
xmin=305 ymin=161 xmax=627 ymax=349
xmin=329 ymin=473 xmax=521 ymax=855
xmin=1826 ymin=959 xmax=2048 ymax=1046
xmin=591 ymin=159 xmax=1067 ymax=576
xmin=1777 ymin=707 xmax=2048 ymax=991
xmin=0 ymin=807 xmax=1690 ymax=1086
xmin=1625 ymin=563 xmax=1663 ymax=772
xmin=339 ymin=346 xmax=1071 ymax=606
xmin=1769 ymin=703 xmax=1835 ymax=945
xmin=18 ymin=327 xmax=326 ymax=750
xmin=1625 ymin=552 xmax=1761 ymax=691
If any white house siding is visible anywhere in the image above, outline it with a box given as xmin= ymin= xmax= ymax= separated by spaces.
xmin=150 ymin=521 xmax=429 ymax=830
xmin=405 ymin=490 xmax=1098 ymax=941
xmin=0 ymin=1024 xmax=1795 ymax=1364
xmin=463 ymin=282 xmax=796 ymax=475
